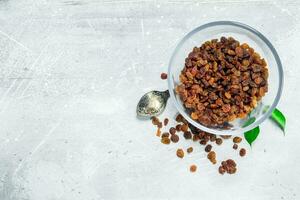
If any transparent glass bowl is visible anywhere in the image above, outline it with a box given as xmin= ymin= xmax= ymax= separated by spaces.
xmin=168 ymin=21 xmax=283 ymax=135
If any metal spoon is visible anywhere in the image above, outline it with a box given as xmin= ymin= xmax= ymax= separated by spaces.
xmin=136 ymin=90 xmax=170 ymax=118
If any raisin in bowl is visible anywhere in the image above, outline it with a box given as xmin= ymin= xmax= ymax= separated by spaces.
xmin=168 ymin=21 xmax=283 ymax=135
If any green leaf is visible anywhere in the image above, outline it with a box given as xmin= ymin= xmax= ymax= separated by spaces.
xmin=242 ymin=117 xmax=259 ymax=146
xmin=263 ymin=106 xmax=286 ymax=134
xmin=270 ymin=108 xmax=286 ymax=133
xmin=244 ymin=126 xmax=260 ymax=146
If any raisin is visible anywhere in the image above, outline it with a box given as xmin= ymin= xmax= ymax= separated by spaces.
xmin=205 ymin=144 xmax=212 ymax=152
xmin=181 ymin=124 xmax=189 ymax=132
xmin=233 ymin=136 xmax=242 ymax=143
xmin=161 ymin=73 xmax=168 ymax=80
xmin=164 ymin=118 xmax=169 ymax=126
xmin=216 ymin=138 xmax=223 ymax=145
xmin=158 ymin=122 xmax=163 ymax=128
xmin=156 ymin=128 xmax=161 ymax=137
xmin=190 ymin=164 xmax=197 ymax=173
xmin=199 ymin=139 xmax=207 ymax=145
xmin=170 ymin=134 xmax=179 ymax=143
xmin=176 ymin=37 xmax=268 ymax=126
xmin=183 ymin=131 xmax=192 ymax=139
xmin=161 ymin=132 xmax=169 ymax=138
xmin=218 ymin=166 xmax=226 ymax=175
xmin=187 ymin=147 xmax=193 ymax=153
xmin=169 ymin=127 xmax=176 ymax=135
xmin=161 ymin=137 xmax=170 ymax=145
xmin=233 ymin=143 xmax=238 ymax=150
xmin=176 ymin=149 xmax=184 ymax=158
xmin=175 ymin=124 xmax=182 ymax=131
xmin=239 ymin=148 xmax=246 ymax=157
xmin=151 ymin=116 xmax=159 ymax=126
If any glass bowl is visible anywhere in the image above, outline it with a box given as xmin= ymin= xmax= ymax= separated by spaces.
xmin=167 ymin=21 xmax=283 ymax=135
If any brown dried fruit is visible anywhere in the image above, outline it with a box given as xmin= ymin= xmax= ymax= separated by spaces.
xmin=192 ymin=134 xmax=200 ymax=141
xmin=199 ymin=139 xmax=207 ymax=145
xmin=161 ymin=132 xmax=169 ymax=138
xmin=181 ymin=124 xmax=189 ymax=132
xmin=239 ymin=148 xmax=246 ymax=157
xmin=207 ymin=151 xmax=216 ymax=164
xmin=218 ymin=166 xmax=226 ymax=175
xmin=158 ymin=122 xmax=163 ymax=128
xmin=161 ymin=137 xmax=170 ymax=145
xmin=175 ymin=124 xmax=182 ymax=131
xmin=219 ymin=159 xmax=237 ymax=175
xmin=175 ymin=114 xmax=184 ymax=122
xmin=151 ymin=116 xmax=159 ymax=126
xmin=191 ymin=112 xmax=198 ymax=120
xmin=169 ymin=127 xmax=176 ymax=135
xmin=222 ymin=104 xmax=231 ymax=113
xmin=224 ymin=92 xmax=231 ymax=99
xmin=161 ymin=73 xmax=167 ymax=80
xmin=190 ymin=164 xmax=197 ymax=172
xmin=233 ymin=143 xmax=238 ymax=150
xmin=176 ymin=37 xmax=268 ymax=126
xmin=210 ymin=134 xmax=217 ymax=142
xmin=176 ymin=149 xmax=184 ymax=158
xmin=233 ymin=136 xmax=242 ymax=143
xmin=205 ymin=144 xmax=212 ymax=152
xmin=170 ymin=134 xmax=179 ymax=143
xmin=156 ymin=128 xmax=161 ymax=137
xmin=187 ymin=147 xmax=193 ymax=153
xmin=216 ymin=138 xmax=223 ymax=145
xmin=164 ymin=118 xmax=169 ymax=126
xmin=183 ymin=131 xmax=192 ymax=139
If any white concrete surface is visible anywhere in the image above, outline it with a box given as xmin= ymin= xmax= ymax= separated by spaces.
xmin=0 ymin=0 xmax=300 ymax=199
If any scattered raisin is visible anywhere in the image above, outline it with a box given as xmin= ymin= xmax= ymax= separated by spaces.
xmin=187 ymin=147 xmax=193 ymax=153
xmin=190 ymin=164 xmax=197 ymax=173
xmin=205 ymin=144 xmax=212 ymax=152
xmin=183 ymin=131 xmax=192 ymax=139
xmin=199 ymin=139 xmax=207 ymax=145
xmin=180 ymin=124 xmax=189 ymax=132
xmin=161 ymin=137 xmax=170 ymax=145
xmin=160 ymin=73 xmax=167 ymax=80
xmin=207 ymin=151 xmax=217 ymax=164
xmin=233 ymin=136 xmax=242 ymax=143
xmin=219 ymin=159 xmax=237 ymax=175
xmin=218 ymin=166 xmax=226 ymax=175
xmin=169 ymin=127 xmax=176 ymax=135
xmin=158 ymin=122 xmax=163 ymax=128
xmin=239 ymin=148 xmax=246 ymax=157
xmin=171 ymin=134 xmax=179 ymax=143
xmin=175 ymin=124 xmax=182 ymax=131
xmin=233 ymin=143 xmax=238 ymax=150
xmin=151 ymin=116 xmax=159 ymax=126
xmin=210 ymin=134 xmax=216 ymax=142
xmin=161 ymin=132 xmax=169 ymax=138
xmin=175 ymin=114 xmax=184 ymax=122
xmin=192 ymin=134 xmax=199 ymax=141
xmin=156 ymin=128 xmax=161 ymax=137
xmin=216 ymin=138 xmax=223 ymax=145
xmin=164 ymin=118 xmax=169 ymax=126
xmin=176 ymin=149 xmax=184 ymax=158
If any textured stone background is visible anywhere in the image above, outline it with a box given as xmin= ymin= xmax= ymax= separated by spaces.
xmin=0 ymin=0 xmax=299 ymax=199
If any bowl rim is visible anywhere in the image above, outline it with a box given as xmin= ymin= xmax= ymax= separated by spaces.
xmin=167 ymin=20 xmax=284 ymax=135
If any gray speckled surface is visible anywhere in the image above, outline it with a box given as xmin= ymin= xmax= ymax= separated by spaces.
xmin=0 ymin=0 xmax=300 ymax=199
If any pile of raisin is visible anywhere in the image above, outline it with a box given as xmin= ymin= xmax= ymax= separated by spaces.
xmin=176 ymin=37 xmax=268 ymax=126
